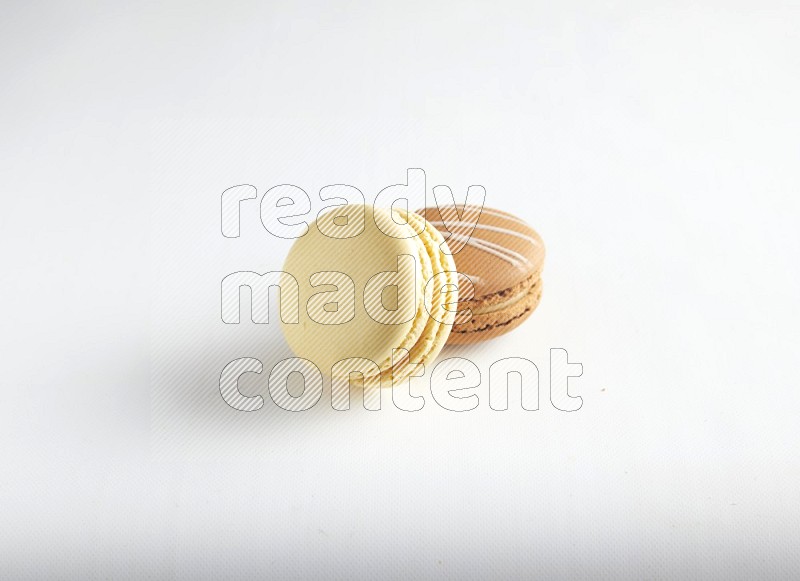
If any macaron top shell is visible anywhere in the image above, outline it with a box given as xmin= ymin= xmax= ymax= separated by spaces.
xmin=417 ymin=205 xmax=545 ymax=299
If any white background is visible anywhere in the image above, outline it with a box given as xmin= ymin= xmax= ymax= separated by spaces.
xmin=2 ymin=1 xmax=799 ymax=579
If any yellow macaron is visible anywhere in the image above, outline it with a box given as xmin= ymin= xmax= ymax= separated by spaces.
xmin=281 ymin=204 xmax=458 ymax=386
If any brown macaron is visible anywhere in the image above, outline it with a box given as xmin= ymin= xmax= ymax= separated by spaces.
xmin=416 ymin=205 xmax=545 ymax=344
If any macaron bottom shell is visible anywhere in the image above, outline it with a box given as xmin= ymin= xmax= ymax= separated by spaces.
xmin=448 ymin=275 xmax=542 ymax=344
